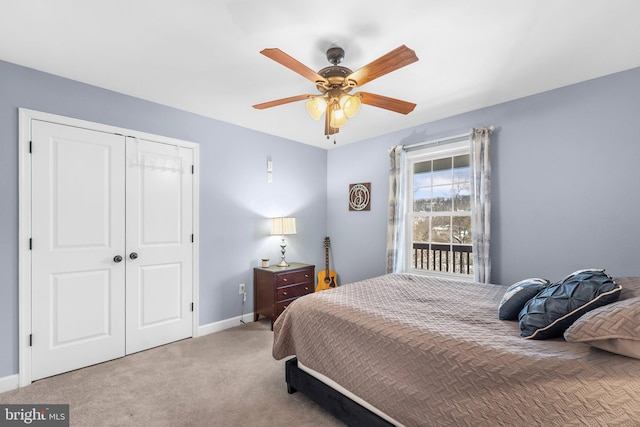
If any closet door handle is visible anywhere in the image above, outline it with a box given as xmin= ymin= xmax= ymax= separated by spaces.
xmin=129 ymin=252 xmax=138 ymax=260
xmin=113 ymin=255 xmax=123 ymax=263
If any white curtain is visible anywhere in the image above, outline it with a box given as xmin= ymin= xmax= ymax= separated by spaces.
xmin=470 ymin=128 xmax=492 ymax=283
xmin=386 ymin=145 xmax=406 ymax=273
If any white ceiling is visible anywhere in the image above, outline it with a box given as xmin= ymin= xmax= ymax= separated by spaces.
xmin=2 ymin=0 xmax=640 ymax=149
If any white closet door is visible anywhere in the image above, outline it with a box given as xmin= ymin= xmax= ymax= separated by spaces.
xmin=31 ymin=121 xmax=126 ymax=381
xmin=125 ymin=138 xmax=193 ymax=354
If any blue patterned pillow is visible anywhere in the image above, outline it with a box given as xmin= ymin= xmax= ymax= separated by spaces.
xmin=498 ymin=278 xmax=549 ymax=320
xmin=519 ymin=269 xmax=621 ymax=339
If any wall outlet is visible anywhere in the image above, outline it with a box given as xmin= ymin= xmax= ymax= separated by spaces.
xmin=239 ymin=283 xmax=245 ymax=295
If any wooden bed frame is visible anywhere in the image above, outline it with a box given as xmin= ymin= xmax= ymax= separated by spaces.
xmin=285 ymin=357 xmax=394 ymax=427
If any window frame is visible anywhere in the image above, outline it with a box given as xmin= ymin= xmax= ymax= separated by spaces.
xmin=404 ymin=140 xmax=474 ymax=280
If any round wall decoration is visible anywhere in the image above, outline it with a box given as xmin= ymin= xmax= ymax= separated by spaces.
xmin=349 ymin=182 xmax=371 ymax=211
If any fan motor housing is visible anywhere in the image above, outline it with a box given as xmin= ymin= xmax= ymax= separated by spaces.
xmin=315 ymin=46 xmax=354 ymax=93
xmin=317 ymin=65 xmax=353 ymax=93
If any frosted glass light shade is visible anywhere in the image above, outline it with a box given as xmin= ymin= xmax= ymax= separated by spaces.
xmin=305 ymin=97 xmax=327 ymax=120
xmin=340 ymin=94 xmax=362 ymax=118
xmin=271 ymin=217 xmax=297 ymax=235
xmin=330 ymin=107 xmax=348 ymax=128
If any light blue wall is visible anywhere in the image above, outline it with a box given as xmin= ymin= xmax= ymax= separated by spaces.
xmin=3 ymin=59 xmax=639 ymax=380
xmin=0 ymin=60 xmax=328 ymax=378
xmin=328 ymin=67 xmax=640 ymax=286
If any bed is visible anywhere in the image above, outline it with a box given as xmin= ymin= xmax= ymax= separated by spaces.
xmin=272 ymin=273 xmax=640 ymax=426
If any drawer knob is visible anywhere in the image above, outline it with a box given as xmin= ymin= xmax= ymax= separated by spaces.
xmin=283 ymin=291 xmax=287 ymax=296
xmin=304 ymin=287 xmax=309 ymax=291
xmin=283 ymin=305 xmax=288 ymax=310
xmin=305 ymin=274 xmax=309 ymax=278
xmin=283 ymin=278 xmax=288 ymax=282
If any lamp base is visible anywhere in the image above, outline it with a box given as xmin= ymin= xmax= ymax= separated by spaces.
xmin=278 ymin=237 xmax=289 ymax=267
xmin=277 ymin=259 xmax=289 ymax=267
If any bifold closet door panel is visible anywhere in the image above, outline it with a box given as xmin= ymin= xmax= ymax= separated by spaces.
xmin=124 ymin=138 xmax=194 ymax=354
xmin=31 ymin=120 xmax=126 ymax=381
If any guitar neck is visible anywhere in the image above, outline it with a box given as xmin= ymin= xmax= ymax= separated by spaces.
xmin=325 ymin=247 xmax=330 ymax=274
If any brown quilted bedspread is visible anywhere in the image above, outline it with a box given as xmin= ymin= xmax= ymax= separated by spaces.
xmin=273 ymin=274 xmax=640 ymax=426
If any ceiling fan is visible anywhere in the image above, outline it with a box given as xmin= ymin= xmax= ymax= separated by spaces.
xmin=252 ymin=45 xmax=419 ymax=137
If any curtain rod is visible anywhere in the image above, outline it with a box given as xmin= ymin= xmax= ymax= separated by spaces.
xmin=403 ymin=126 xmax=495 ymax=152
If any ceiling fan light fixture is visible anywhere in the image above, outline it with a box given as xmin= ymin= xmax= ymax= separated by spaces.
xmin=305 ymin=96 xmax=327 ymax=120
xmin=340 ymin=94 xmax=362 ymax=119
xmin=255 ymin=45 xmax=418 ymax=137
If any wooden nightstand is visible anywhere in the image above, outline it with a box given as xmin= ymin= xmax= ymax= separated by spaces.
xmin=253 ymin=263 xmax=315 ymax=330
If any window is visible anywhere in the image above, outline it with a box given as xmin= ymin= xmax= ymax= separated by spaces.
xmin=406 ymin=141 xmax=473 ymax=277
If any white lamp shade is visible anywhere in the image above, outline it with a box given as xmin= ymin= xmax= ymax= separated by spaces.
xmin=271 ymin=217 xmax=297 ymax=235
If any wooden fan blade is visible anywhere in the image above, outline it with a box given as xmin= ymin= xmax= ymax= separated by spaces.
xmin=346 ymin=45 xmax=418 ymax=87
xmin=252 ymin=94 xmax=311 ymax=110
xmin=358 ymin=92 xmax=417 ymax=114
xmin=260 ymin=48 xmax=328 ymax=84
xmin=324 ymin=110 xmax=339 ymax=136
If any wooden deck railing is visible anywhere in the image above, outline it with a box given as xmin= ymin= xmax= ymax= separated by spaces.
xmin=412 ymin=243 xmax=473 ymax=275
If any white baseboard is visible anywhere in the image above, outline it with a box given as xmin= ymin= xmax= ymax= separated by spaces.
xmin=197 ymin=312 xmax=255 ymax=337
xmin=0 ymin=374 xmax=19 ymax=394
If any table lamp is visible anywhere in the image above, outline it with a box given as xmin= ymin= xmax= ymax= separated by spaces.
xmin=271 ymin=217 xmax=296 ymax=267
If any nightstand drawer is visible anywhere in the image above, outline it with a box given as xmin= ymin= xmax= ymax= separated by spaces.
xmin=276 ymin=299 xmax=295 ymax=317
xmin=277 ymin=282 xmax=313 ymax=301
xmin=275 ymin=269 xmax=313 ymax=287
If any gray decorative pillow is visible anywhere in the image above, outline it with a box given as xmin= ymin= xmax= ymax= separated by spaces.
xmin=564 ymin=296 xmax=640 ymax=359
xmin=519 ymin=270 xmax=621 ymax=339
xmin=498 ymin=278 xmax=549 ymax=320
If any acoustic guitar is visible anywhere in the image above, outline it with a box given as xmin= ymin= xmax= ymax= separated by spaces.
xmin=316 ymin=237 xmax=338 ymax=291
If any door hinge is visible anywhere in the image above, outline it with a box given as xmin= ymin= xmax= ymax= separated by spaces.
xmin=29 ymin=238 xmax=32 ymax=250
xmin=191 ymin=303 xmax=194 ymax=312
xmin=29 ymin=141 xmax=32 ymax=153
xmin=191 ymin=165 xmax=194 ymax=174
xmin=191 ymin=234 xmax=194 ymax=243
xmin=29 ymin=334 xmax=32 ymax=347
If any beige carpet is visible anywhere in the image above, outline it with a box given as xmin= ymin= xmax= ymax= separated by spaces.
xmin=0 ymin=320 xmax=344 ymax=427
